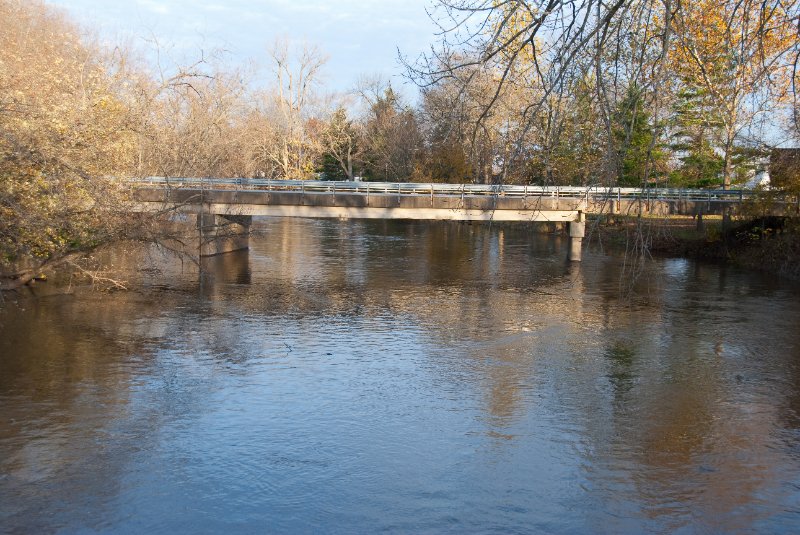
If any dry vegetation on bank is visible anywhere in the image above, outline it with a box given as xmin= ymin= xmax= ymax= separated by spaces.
xmin=591 ymin=211 xmax=800 ymax=279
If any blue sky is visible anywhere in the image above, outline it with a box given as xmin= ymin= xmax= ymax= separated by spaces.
xmin=49 ymin=0 xmax=439 ymax=95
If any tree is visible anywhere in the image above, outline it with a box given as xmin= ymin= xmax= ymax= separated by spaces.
xmin=407 ymin=1 xmax=679 ymax=187
xmin=0 ymin=0 xmax=144 ymax=289
xmin=140 ymin=65 xmax=251 ymax=179
xmin=668 ymin=87 xmax=725 ymax=187
xmin=406 ymin=0 xmax=644 ymax=149
xmin=319 ymin=106 xmax=361 ymax=180
xmin=359 ymin=83 xmax=424 ymax=181
xmin=0 ymin=0 xmax=256 ymax=290
xmin=613 ymin=84 xmax=665 ymax=186
xmin=526 ymin=73 xmax=607 ymax=186
xmin=416 ymin=55 xmax=542 ymax=185
xmin=671 ymin=0 xmax=798 ymax=188
xmin=409 ymin=0 xmax=800 ymax=191
xmin=418 ymin=68 xmax=486 ymax=183
xmin=252 ymin=39 xmax=328 ymax=179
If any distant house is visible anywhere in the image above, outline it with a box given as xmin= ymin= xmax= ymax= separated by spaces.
xmin=768 ymin=148 xmax=800 ymax=191
xmin=743 ymin=169 xmax=770 ymax=189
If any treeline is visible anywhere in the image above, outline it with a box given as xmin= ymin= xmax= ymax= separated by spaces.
xmin=2 ymin=0 xmax=800 ymax=287
xmin=4 ymin=1 xmax=800 ymax=187
xmin=139 ymin=0 xmax=800 ymax=190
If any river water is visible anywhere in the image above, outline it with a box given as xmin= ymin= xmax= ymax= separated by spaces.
xmin=1 ymin=218 xmax=799 ymax=534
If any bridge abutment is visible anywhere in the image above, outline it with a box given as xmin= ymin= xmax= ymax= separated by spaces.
xmin=197 ymin=214 xmax=251 ymax=257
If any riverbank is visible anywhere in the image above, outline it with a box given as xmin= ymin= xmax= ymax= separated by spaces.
xmin=589 ymin=215 xmax=800 ymax=279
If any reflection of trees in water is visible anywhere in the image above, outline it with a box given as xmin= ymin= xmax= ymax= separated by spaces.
xmin=183 ymin=219 xmax=595 ymax=432
xmin=582 ymin=260 xmax=800 ymax=531
xmin=0 ymin=288 xmax=272 ymax=532
xmin=605 ymin=340 xmax=637 ymax=398
xmin=0 ymin=295 xmax=165 ymax=531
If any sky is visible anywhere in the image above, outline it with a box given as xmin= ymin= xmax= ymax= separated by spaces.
xmin=48 ymin=0 xmax=440 ymax=95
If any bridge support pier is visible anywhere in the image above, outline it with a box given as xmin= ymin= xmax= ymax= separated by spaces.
xmin=568 ymin=219 xmax=585 ymax=262
xmin=197 ymin=214 xmax=251 ymax=257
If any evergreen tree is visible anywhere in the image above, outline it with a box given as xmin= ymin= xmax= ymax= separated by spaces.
xmin=668 ymin=87 xmax=724 ymax=188
xmin=361 ymin=85 xmax=423 ymax=181
xmin=319 ymin=107 xmax=359 ymax=180
xmin=613 ymin=85 xmax=664 ymax=187
xmin=319 ymin=153 xmax=347 ymax=180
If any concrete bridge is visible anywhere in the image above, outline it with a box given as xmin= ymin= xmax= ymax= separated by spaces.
xmin=132 ymin=178 xmax=794 ymax=261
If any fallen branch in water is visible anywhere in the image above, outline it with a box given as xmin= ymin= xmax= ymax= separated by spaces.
xmin=67 ymin=261 xmax=129 ymax=291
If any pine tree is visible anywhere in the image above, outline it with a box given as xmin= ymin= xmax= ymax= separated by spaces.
xmin=668 ymin=87 xmax=724 ymax=188
xmin=613 ymin=85 xmax=664 ymax=187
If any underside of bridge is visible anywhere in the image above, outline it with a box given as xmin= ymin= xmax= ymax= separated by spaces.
xmin=196 ymin=214 xmax=252 ymax=257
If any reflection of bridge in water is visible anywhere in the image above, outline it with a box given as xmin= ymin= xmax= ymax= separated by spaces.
xmin=133 ymin=178 xmax=792 ymax=260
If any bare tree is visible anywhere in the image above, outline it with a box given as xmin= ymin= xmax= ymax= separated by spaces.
xmin=356 ymin=81 xmax=424 ymax=182
xmin=254 ymin=38 xmax=328 ymax=179
xmin=405 ymin=1 xmax=635 ymax=144
xmin=140 ymin=63 xmax=251 ymax=179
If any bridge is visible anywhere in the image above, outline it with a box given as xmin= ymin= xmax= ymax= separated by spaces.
xmin=132 ymin=178 xmax=794 ymax=261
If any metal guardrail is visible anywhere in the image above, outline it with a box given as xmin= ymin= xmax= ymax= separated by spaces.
xmin=133 ymin=177 xmax=782 ymax=203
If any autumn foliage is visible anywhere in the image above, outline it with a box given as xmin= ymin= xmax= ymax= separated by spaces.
xmin=0 ymin=0 xmax=140 ymax=288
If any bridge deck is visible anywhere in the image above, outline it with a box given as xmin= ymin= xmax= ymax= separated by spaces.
xmin=131 ymin=178 xmax=797 ymax=220
xmin=128 ymin=178 xmax=797 ymax=261
xmin=134 ymin=187 xmax=586 ymax=222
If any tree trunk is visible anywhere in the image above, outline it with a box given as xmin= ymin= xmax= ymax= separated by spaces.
xmin=345 ymin=149 xmax=353 ymax=181
xmin=723 ymin=139 xmax=733 ymax=189
xmin=722 ymin=136 xmax=733 ymax=231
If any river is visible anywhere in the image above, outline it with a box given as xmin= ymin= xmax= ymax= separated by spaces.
xmin=1 ymin=218 xmax=799 ymax=533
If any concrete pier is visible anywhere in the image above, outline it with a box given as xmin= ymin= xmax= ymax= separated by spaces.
xmin=197 ymin=214 xmax=251 ymax=256
xmin=568 ymin=219 xmax=586 ymax=262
